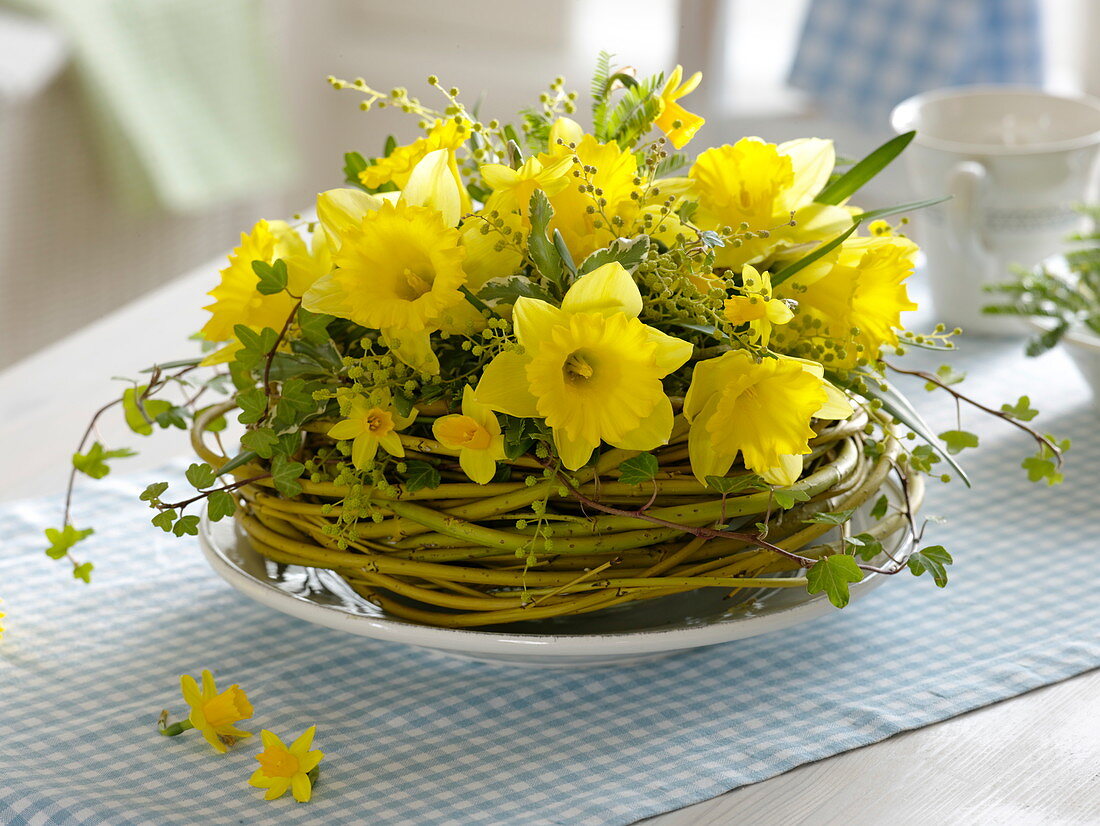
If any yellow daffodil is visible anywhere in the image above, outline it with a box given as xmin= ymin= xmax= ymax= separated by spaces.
xmin=432 ymin=385 xmax=506 ymax=484
xmin=180 ymin=669 xmax=253 ymax=753
xmin=538 ymin=134 xmax=643 ymax=261
xmin=459 ymin=210 xmax=525 ymax=289
xmin=200 ymin=220 xmax=330 ymax=364
xmin=689 ymin=137 xmax=851 ymax=270
xmin=684 ymin=350 xmax=851 ymax=486
xmin=723 ymin=265 xmax=793 ymax=345
xmin=327 ymin=393 xmax=416 ymax=469
xmin=475 ymin=262 xmax=692 ymax=469
xmin=249 ymin=726 xmax=324 ymax=803
xmin=655 ymin=65 xmax=705 ymax=149
xmin=548 ymin=116 xmax=584 ymax=150
xmin=480 ymin=156 xmax=575 ymax=222
xmin=360 ymin=118 xmax=470 ymax=202
xmin=774 ymin=234 xmax=918 ymax=367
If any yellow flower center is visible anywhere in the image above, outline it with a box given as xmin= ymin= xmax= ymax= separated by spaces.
xmin=434 ymin=414 xmax=492 ymax=450
xmin=401 ymin=267 xmax=433 ymax=299
xmin=563 ymin=351 xmax=596 ymax=383
xmin=257 ymin=746 xmax=301 ymax=779
xmin=365 ymin=408 xmax=395 ymax=435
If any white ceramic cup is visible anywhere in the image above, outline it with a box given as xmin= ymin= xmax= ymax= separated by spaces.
xmin=891 ymin=86 xmax=1100 ymax=335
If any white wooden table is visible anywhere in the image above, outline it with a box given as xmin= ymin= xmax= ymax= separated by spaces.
xmin=0 ymin=259 xmax=1096 ymax=826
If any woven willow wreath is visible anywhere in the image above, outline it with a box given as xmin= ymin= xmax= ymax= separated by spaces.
xmin=193 ymin=404 xmax=922 ymax=628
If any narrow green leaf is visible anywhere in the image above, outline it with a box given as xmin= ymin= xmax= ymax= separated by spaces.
xmin=853 ymin=195 xmax=951 ymax=223
xmin=816 ymin=131 xmax=915 ymax=205
xmin=771 ymin=221 xmax=860 ymax=287
xmin=528 ymin=190 xmax=563 ymax=287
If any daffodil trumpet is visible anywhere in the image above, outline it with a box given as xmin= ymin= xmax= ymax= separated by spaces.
xmin=43 ymin=53 xmax=1064 ymax=640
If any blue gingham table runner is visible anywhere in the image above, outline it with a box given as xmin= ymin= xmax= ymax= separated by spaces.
xmin=1 ymin=338 xmax=1097 ymax=825
xmin=789 ymin=0 xmax=1043 ymax=126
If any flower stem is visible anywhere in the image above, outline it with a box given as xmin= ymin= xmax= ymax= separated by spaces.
xmin=160 ymin=720 xmax=194 ymax=737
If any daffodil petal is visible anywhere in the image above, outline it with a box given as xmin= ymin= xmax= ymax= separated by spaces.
xmin=351 ymin=433 xmax=379 ymax=469
xmin=379 ymin=431 xmax=405 ymax=458
xmin=316 ymin=188 xmax=387 ymax=251
xmin=289 ymin=725 xmax=316 ymax=754
xmin=561 ymin=262 xmax=643 ymax=318
xmin=761 ymin=454 xmax=803 ymax=486
xmin=459 ymin=447 xmax=498 ymax=484
xmin=201 ymin=728 xmax=228 ymax=754
xmin=248 ymin=769 xmax=272 ymax=788
xmin=260 ymin=729 xmax=283 ymax=750
xmin=511 ymin=297 xmax=567 ymax=350
xmin=301 ymin=272 xmax=352 ymax=318
xmin=613 ymin=395 xmax=674 ymax=451
xmin=553 ymin=428 xmax=596 ymax=471
xmin=327 ymin=420 xmax=363 ymax=441
xmin=817 ymin=380 xmax=854 ymax=420
xmin=645 ymin=327 xmax=694 ymax=374
xmin=200 ymin=669 xmax=217 ymax=699
xmin=778 ymin=138 xmax=835 ymax=209
xmin=265 ymin=779 xmax=291 ymax=800
xmin=382 ymin=328 xmax=440 ymax=375
xmin=180 ymin=674 xmax=202 ymax=707
xmin=480 ymin=163 xmax=520 ymax=190
xmin=403 ymin=149 xmax=462 ymax=227
xmin=688 ymin=396 xmax=737 ymax=484
xmin=475 ymin=352 xmax=539 ymax=418
xmin=549 ymin=117 xmax=584 ymax=148
xmin=299 ymin=750 xmax=324 ymax=773
xmin=291 ymin=774 xmax=312 ymax=803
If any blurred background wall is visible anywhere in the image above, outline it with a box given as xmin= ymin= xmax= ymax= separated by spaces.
xmin=0 ymin=0 xmax=1090 ymax=368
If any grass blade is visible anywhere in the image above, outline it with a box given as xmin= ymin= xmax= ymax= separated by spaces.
xmin=816 ymin=131 xmax=915 ymax=205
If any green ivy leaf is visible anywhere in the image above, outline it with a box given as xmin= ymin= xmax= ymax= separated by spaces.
xmin=1021 ymin=455 xmax=1064 ymax=485
xmin=233 ymin=325 xmax=279 ymax=372
xmin=938 ymin=429 xmax=980 ymax=455
xmin=773 ymin=488 xmax=811 ymax=510
xmin=618 ymin=453 xmax=659 ymax=485
xmin=236 ymin=388 xmax=268 ymax=424
xmin=44 ymin=525 xmax=94 ymax=559
xmin=803 ymin=508 xmax=858 ymax=526
xmin=908 ymin=444 xmax=942 ymax=473
xmin=1000 ymin=395 xmax=1039 ymax=422
xmin=122 ymin=387 xmax=174 ymax=436
xmin=72 ymin=562 xmax=94 ymax=583
xmin=154 ymin=405 xmax=189 ymax=430
xmin=172 ymin=514 xmax=201 ymax=537
xmin=72 ymin=442 xmax=136 ymax=479
xmin=502 ymin=415 xmax=536 ymax=460
xmin=925 ymin=364 xmax=966 ymax=391
xmin=206 ymin=490 xmax=237 ymax=522
xmin=848 ymin=532 xmax=884 ymax=561
xmin=252 ymin=258 xmax=288 ymax=295
xmin=869 ymin=494 xmax=889 ymax=520
xmin=404 ymin=460 xmax=442 ymax=492
xmin=241 ymin=428 xmax=279 ymax=459
xmin=279 ymin=377 xmax=322 ymax=417
xmin=297 ymin=308 xmax=333 ymax=344
xmin=704 ymin=474 xmax=766 ymax=495
xmin=480 ymin=278 xmax=555 ymax=305
xmin=392 ymin=391 xmax=415 ymax=418
xmin=907 ymin=545 xmax=953 ymax=587
xmin=185 ymin=462 xmax=218 ymax=489
xmin=140 ymin=481 xmax=169 ymax=502
xmin=151 ymin=509 xmax=177 ymax=532
xmin=806 ymin=554 xmax=864 ymax=608
xmin=270 ymin=455 xmax=305 ymax=498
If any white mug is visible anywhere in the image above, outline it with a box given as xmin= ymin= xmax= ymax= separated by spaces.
xmin=891 ymin=86 xmax=1100 ymax=335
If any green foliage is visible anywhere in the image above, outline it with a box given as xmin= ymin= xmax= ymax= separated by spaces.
xmin=1021 ymin=437 xmax=1070 ymax=485
xmin=806 ymin=554 xmax=864 ymax=608
xmin=236 ymin=388 xmax=268 ymax=424
xmin=908 ymin=444 xmax=942 ymax=473
xmin=172 ymin=514 xmax=200 ymax=537
xmin=1000 ymin=395 xmax=1039 ymax=422
xmin=926 ymin=364 xmax=965 ymax=390
xmin=270 ymin=455 xmax=305 ymax=498
xmin=404 ymin=460 xmax=442 ymax=492
xmin=907 ymin=545 xmax=953 ymax=587
xmin=343 ymin=151 xmax=368 ymax=187
xmin=241 ymin=427 xmax=279 ymax=458
xmin=938 ymin=429 xmax=979 ymax=455
xmin=848 ymin=533 xmax=884 ymax=561
xmin=252 ymin=259 xmax=288 ymax=295
xmin=553 ymin=229 xmax=577 ymax=277
xmin=772 ymin=221 xmax=859 ymax=286
xmin=480 ymin=278 xmax=555 ymax=305
xmin=297 ymin=309 xmax=332 ymax=344
xmin=803 ymin=508 xmax=858 ymax=526
xmin=72 ymin=442 xmax=136 ymax=479
xmin=578 ymin=236 xmax=650 ymax=275
xmin=185 ymin=462 xmax=218 ymax=489
xmin=816 ymin=131 xmax=915 ymax=205
xmin=121 ymin=386 xmax=174 ymax=436
xmin=617 ymin=453 xmax=659 ymax=485
xmin=601 ymin=73 xmax=664 ymax=148
xmin=72 ymin=562 xmax=94 ymax=583
xmin=206 ymin=490 xmax=237 ymax=522
xmin=233 ymin=325 xmax=280 ymax=372
xmin=705 ymin=474 xmax=766 ymax=495
xmin=869 ymin=494 xmax=889 ymax=520
xmin=45 ymin=525 xmax=94 ymax=559
xmin=140 ymin=481 xmax=169 ymax=502
xmin=773 ymin=487 xmax=811 ymax=509
xmin=151 ymin=509 xmax=177 ymax=532
xmin=528 ymin=190 xmax=563 ymax=290
xmin=502 ymin=415 xmax=537 ymax=460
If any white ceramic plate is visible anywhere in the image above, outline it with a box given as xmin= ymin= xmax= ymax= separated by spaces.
xmin=200 ymin=484 xmax=911 ymax=668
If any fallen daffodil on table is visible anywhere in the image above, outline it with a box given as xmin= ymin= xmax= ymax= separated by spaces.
xmin=160 ymin=669 xmax=253 ymax=753
xmin=249 ymin=726 xmax=325 ymax=803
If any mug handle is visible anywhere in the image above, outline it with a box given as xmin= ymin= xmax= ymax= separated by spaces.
xmin=946 ymin=160 xmax=989 ymax=260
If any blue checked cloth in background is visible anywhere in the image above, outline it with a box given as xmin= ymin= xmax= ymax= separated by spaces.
xmin=1 ymin=338 xmax=1098 ymax=825
xmin=789 ymin=0 xmax=1043 ymax=125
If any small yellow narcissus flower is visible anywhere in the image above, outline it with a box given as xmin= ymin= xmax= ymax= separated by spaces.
xmin=180 ymin=669 xmax=253 ymax=753
xmin=250 ymin=726 xmax=325 ymax=803
xmin=479 ymin=155 xmax=575 ymax=222
xmin=654 ymin=65 xmax=705 ymax=149
xmin=432 ymin=385 xmax=506 ymax=484
xmin=723 ymin=265 xmax=793 ymax=346
xmin=327 ymin=393 xmax=416 ymax=469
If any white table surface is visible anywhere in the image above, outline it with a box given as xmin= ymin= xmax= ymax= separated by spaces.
xmin=1 ymin=258 xmax=1097 ymax=826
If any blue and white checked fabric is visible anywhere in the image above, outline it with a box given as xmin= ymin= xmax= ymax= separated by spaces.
xmin=1 ymin=338 xmax=1098 ymax=825
xmin=789 ymin=0 xmax=1043 ymax=125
